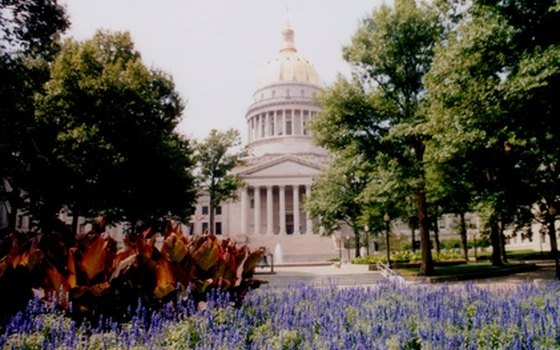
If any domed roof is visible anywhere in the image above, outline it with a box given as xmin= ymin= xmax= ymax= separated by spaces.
xmin=256 ymin=26 xmax=321 ymax=89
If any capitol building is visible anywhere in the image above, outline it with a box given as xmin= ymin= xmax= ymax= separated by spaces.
xmin=190 ymin=26 xmax=338 ymax=262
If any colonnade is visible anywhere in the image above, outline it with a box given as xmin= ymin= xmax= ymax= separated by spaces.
xmin=240 ymin=184 xmax=313 ymax=235
xmin=247 ymin=109 xmax=317 ymax=142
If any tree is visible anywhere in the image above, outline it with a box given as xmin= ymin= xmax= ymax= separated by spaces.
xmin=425 ymin=0 xmax=560 ymax=266
xmin=0 ymin=0 xmax=69 ymax=232
xmin=34 ymin=30 xmax=196 ymax=232
xmin=305 ymin=149 xmax=371 ymax=258
xmin=312 ymin=0 xmax=443 ymax=275
xmin=194 ymin=129 xmax=245 ymax=235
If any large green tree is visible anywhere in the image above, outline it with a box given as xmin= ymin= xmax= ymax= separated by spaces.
xmin=194 ymin=129 xmax=245 ymax=235
xmin=312 ymin=0 xmax=443 ymax=274
xmin=34 ymin=30 xmax=196 ymax=232
xmin=425 ymin=0 xmax=560 ymax=266
xmin=0 ymin=0 xmax=69 ymax=232
xmin=305 ymin=148 xmax=371 ymax=258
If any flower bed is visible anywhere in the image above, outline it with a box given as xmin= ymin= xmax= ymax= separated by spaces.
xmin=2 ymin=282 xmax=559 ymax=349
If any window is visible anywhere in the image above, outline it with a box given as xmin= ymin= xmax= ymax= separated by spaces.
xmin=215 ymin=222 xmax=222 ymax=235
xmin=202 ymin=222 xmax=209 ymax=234
xmin=202 ymin=206 xmax=209 ymax=215
xmin=216 ymin=206 xmax=222 ymax=215
xmin=286 ymin=116 xmax=292 ymax=135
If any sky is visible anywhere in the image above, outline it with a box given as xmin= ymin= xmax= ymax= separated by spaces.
xmin=61 ymin=0 xmax=386 ymax=143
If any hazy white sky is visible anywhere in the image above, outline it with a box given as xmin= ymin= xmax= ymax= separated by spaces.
xmin=61 ymin=0 xmax=386 ymax=142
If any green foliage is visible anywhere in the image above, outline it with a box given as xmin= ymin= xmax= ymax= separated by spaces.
xmin=312 ymin=0 xmax=443 ymax=275
xmin=0 ymin=221 xmax=266 ymax=322
xmin=32 ymin=30 xmax=196 ymax=229
xmin=352 ymin=250 xmax=463 ymax=264
xmin=0 ymin=0 xmax=69 ymax=233
xmin=194 ymin=129 xmax=246 ymax=235
xmin=425 ymin=0 xmax=560 ymax=265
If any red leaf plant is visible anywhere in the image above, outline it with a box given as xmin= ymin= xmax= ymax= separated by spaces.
xmin=0 ymin=219 xmax=266 ymax=323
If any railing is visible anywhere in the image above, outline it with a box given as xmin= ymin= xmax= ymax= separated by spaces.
xmin=376 ymin=262 xmax=406 ymax=284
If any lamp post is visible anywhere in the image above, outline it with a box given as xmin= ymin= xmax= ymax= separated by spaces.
xmin=384 ymin=213 xmax=391 ymax=268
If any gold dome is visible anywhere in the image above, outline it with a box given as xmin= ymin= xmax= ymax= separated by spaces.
xmin=256 ymin=26 xmax=321 ymax=89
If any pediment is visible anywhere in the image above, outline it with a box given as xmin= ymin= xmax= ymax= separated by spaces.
xmin=239 ymin=155 xmax=323 ymax=177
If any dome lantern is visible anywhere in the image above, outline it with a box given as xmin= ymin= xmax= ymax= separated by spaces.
xmin=256 ymin=26 xmax=321 ymax=90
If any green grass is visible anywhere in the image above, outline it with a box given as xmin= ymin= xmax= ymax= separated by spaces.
xmin=396 ymin=261 xmax=533 ymax=278
xmin=475 ymin=249 xmax=553 ymax=261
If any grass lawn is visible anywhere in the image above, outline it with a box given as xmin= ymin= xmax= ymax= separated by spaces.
xmin=396 ymin=261 xmax=535 ymax=279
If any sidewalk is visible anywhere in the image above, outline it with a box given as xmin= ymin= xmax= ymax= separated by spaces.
xmin=256 ymin=263 xmax=384 ymax=287
xmin=255 ymin=262 xmax=559 ymax=288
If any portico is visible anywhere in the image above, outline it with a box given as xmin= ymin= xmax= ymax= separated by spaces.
xmin=240 ymin=183 xmax=314 ymax=235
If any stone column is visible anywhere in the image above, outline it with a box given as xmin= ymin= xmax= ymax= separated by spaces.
xmin=305 ymin=185 xmax=313 ymax=234
xmin=293 ymin=185 xmax=300 ymax=234
xmin=265 ymin=113 xmax=270 ymax=137
xmin=241 ymin=186 xmax=249 ymax=234
xmin=274 ymin=112 xmax=278 ymax=136
xmin=300 ymin=110 xmax=305 ymax=135
xmin=266 ymin=185 xmax=273 ymax=234
xmin=279 ymin=185 xmax=286 ymax=235
xmin=254 ymin=186 xmax=261 ymax=234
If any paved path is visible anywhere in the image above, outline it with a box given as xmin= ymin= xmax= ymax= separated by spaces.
xmin=256 ymin=263 xmax=385 ymax=287
xmin=255 ymin=262 xmax=559 ymax=288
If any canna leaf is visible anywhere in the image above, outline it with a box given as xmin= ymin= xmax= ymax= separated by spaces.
xmin=79 ymin=235 xmax=112 ymax=281
xmin=192 ymin=236 xmax=220 ymax=271
xmin=162 ymin=233 xmax=188 ymax=263
xmin=45 ymin=266 xmax=69 ymax=293
xmin=154 ymin=258 xmax=176 ymax=299
xmin=67 ymin=248 xmax=78 ymax=288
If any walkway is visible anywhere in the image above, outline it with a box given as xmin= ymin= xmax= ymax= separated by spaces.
xmin=256 ymin=263 xmax=384 ymax=287
xmin=255 ymin=262 xmax=558 ymax=288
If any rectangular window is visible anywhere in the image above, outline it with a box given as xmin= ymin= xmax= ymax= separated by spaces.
xmin=215 ymin=222 xmax=222 ymax=235
xmin=286 ymin=117 xmax=292 ymax=135
xmin=202 ymin=222 xmax=209 ymax=234
xmin=202 ymin=206 xmax=209 ymax=215
xmin=216 ymin=206 xmax=222 ymax=215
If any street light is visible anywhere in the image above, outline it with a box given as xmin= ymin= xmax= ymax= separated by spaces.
xmin=384 ymin=213 xmax=391 ymax=268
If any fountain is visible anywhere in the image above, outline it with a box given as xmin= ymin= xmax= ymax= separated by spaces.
xmin=274 ymin=243 xmax=283 ymax=264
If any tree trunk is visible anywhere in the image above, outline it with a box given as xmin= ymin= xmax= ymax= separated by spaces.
xmin=417 ymin=189 xmax=434 ymax=275
xmin=411 ymin=226 xmax=416 ymax=252
xmin=498 ymin=220 xmax=508 ymax=263
xmin=548 ymin=215 xmax=558 ymax=256
xmin=209 ymin=200 xmax=215 ymax=235
xmin=433 ymin=217 xmax=441 ymax=254
xmin=547 ymin=215 xmax=560 ymax=279
xmin=490 ymin=219 xmax=503 ymax=266
xmin=71 ymin=207 xmax=80 ymax=236
xmin=354 ymin=230 xmax=361 ymax=258
xmin=459 ymin=212 xmax=469 ymax=262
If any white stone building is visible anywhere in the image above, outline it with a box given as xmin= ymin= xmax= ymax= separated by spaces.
xmin=189 ymin=26 xmax=338 ymax=262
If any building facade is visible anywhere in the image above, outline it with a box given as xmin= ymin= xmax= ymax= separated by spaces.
xmin=190 ymin=26 xmax=338 ymax=262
